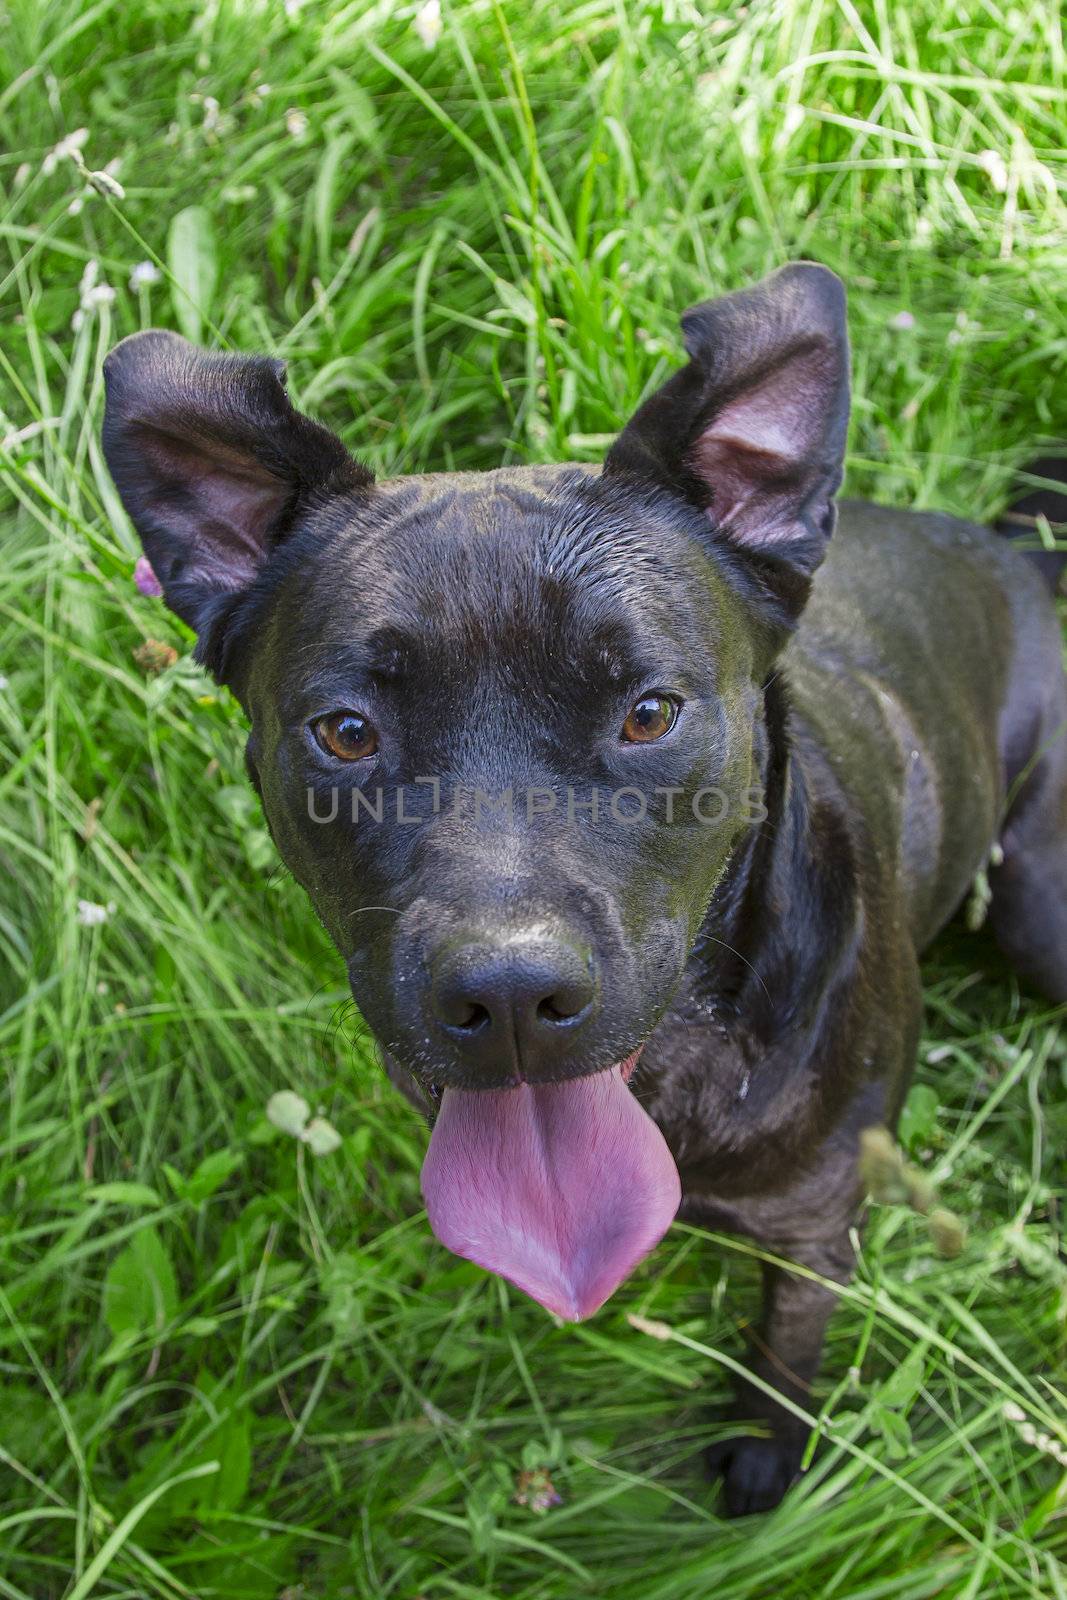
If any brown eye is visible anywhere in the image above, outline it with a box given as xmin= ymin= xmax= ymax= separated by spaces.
xmin=314 ymin=711 xmax=378 ymax=762
xmin=621 ymin=694 xmax=680 ymax=743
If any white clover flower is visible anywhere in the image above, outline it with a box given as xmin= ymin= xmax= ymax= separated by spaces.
xmin=302 ymin=1118 xmax=342 ymax=1156
xmin=76 ymin=899 xmax=116 ymax=926
xmin=42 ymin=127 xmax=89 ymax=176
xmin=129 ymin=260 xmax=162 ymax=291
xmin=265 ymin=1090 xmax=343 ymax=1154
xmin=414 ymin=0 xmax=443 ymax=48
xmin=285 ymin=108 xmax=309 ymax=140
xmin=267 ymin=1090 xmax=311 ymax=1135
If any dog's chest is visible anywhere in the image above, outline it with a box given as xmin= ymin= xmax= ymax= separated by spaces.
xmin=636 ymin=999 xmax=818 ymax=1192
xmin=636 ymin=999 xmax=885 ymax=1243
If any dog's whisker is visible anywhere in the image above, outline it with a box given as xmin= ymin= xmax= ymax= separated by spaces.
xmin=701 ymin=932 xmax=772 ymax=1002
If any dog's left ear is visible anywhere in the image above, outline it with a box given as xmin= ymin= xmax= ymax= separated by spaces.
xmin=102 ymin=329 xmax=372 ymax=675
xmin=606 ymin=262 xmax=849 ymax=616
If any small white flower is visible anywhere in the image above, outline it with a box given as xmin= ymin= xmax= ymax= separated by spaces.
xmin=285 ymin=108 xmax=309 ymax=140
xmin=265 ymin=1091 xmax=343 ymax=1155
xmin=414 ymin=0 xmax=442 ymax=48
xmin=627 ymin=1312 xmax=674 ymax=1341
xmin=42 ymin=127 xmax=89 ymax=176
xmin=302 ymin=1117 xmax=342 ymax=1156
xmin=76 ymin=899 xmax=115 ymax=926
xmin=72 ymin=258 xmax=117 ymax=330
xmin=977 ymin=148 xmax=1008 ymax=194
xmin=87 ymin=168 xmax=125 ymax=200
xmin=888 ymin=310 xmax=915 ymax=332
xmin=266 ymin=1089 xmax=311 ymax=1136
xmin=129 ymin=260 xmax=162 ymax=291
xmin=202 ymin=95 xmax=221 ymax=133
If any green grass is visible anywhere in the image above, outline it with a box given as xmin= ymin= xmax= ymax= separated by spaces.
xmin=1 ymin=0 xmax=1066 ymax=1595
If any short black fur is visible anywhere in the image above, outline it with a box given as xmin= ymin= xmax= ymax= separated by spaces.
xmin=102 ymin=264 xmax=1067 ymax=1517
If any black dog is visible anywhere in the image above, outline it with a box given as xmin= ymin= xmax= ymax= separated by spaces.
xmin=102 ymin=264 xmax=1067 ymax=1515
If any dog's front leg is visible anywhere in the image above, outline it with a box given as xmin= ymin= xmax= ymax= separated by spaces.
xmin=706 ymin=1233 xmax=855 ymax=1516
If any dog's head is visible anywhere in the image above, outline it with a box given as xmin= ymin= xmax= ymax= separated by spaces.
xmin=103 ymin=263 xmax=849 ymax=1318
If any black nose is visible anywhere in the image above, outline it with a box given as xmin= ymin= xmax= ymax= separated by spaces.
xmin=429 ymin=935 xmax=599 ymax=1081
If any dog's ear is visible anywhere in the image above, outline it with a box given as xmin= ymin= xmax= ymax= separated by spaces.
xmin=606 ymin=263 xmax=849 ymax=616
xmin=102 ymin=330 xmax=372 ymax=660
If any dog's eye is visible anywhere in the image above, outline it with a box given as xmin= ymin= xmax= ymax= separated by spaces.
xmin=314 ymin=711 xmax=379 ymax=762
xmin=621 ymin=694 xmax=680 ymax=743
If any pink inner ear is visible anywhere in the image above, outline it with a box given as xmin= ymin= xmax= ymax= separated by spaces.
xmin=139 ymin=425 xmax=288 ymax=590
xmin=690 ymin=347 xmax=836 ymax=546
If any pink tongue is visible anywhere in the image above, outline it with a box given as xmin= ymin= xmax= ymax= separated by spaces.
xmin=421 ymin=1061 xmax=681 ymax=1321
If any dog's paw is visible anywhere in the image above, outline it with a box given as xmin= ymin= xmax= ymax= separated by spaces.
xmin=705 ymin=1434 xmax=802 ymax=1517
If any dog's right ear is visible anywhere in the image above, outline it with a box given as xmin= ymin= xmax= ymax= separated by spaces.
xmin=102 ymin=330 xmax=372 ymax=664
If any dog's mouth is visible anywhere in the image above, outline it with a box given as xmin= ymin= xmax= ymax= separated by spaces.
xmin=420 ymin=1047 xmax=681 ymax=1320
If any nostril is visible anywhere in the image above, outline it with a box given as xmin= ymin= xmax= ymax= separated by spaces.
xmin=452 ymin=1001 xmax=490 ymax=1033
xmin=536 ymin=980 xmax=594 ymax=1027
xmin=434 ymin=986 xmax=492 ymax=1032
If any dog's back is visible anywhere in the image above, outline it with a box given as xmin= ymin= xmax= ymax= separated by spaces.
xmin=788 ymin=489 xmax=1066 ymax=969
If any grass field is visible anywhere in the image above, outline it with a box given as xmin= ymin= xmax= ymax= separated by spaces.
xmin=1 ymin=1 xmax=1066 ymax=1596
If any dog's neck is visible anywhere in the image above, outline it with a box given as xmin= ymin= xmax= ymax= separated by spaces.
xmin=689 ymin=672 xmax=858 ymax=1037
